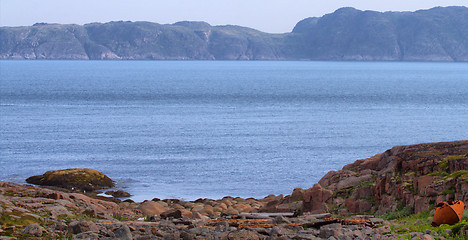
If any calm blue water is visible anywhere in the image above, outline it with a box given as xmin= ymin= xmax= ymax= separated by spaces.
xmin=1 ymin=61 xmax=467 ymax=201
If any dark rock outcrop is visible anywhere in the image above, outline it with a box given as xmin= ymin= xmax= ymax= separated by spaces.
xmin=105 ymin=190 xmax=131 ymax=198
xmin=1 ymin=6 xmax=467 ymax=61
xmin=26 ymin=168 xmax=114 ymax=192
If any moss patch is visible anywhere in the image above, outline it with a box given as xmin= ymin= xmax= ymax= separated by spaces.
xmin=438 ymin=159 xmax=449 ymax=171
xmin=446 ymin=155 xmax=467 ymax=160
xmin=26 ymin=168 xmax=114 ymax=192
xmin=0 ymin=210 xmax=42 ymax=228
xmin=388 ymin=211 xmax=468 ymax=240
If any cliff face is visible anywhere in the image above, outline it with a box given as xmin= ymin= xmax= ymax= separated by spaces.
xmin=264 ymin=141 xmax=468 ymax=215
xmin=1 ymin=6 xmax=467 ymax=61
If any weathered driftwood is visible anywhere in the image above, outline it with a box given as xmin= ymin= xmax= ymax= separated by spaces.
xmin=172 ymin=220 xmax=192 ymax=225
xmin=303 ymin=213 xmax=332 ymax=219
xmin=237 ymin=212 xmax=331 ymax=219
xmin=209 ymin=218 xmax=297 ymax=229
xmin=302 ymin=218 xmax=376 ymax=228
xmin=302 ymin=219 xmax=339 ymax=228
xmin=237 ymin=212 xmax=296 ymax=219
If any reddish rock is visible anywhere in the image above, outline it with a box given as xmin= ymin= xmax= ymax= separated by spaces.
xmin=352 ymin=186 xmax=374 ymax=199
xmin=290 ymin=188 xmax=305 ymax=202
xmin=201 ymin=205 xmax=214 ymax=216
xmin=302 ymin=184 xmax=333 ymax=213
xmin=223 ymin=207 xmax=239 ymax=216
xmin=259 ymin=198 xmax=282 ymax=213
xmin=233 ymin=203 xmax=253 ymax=213
xmin=47 ymin=192 xmax=63 ymax=200
xmin=455 ymin=181 xmax=468 ymax=202
xmin=305 ymin=140 xmax=468 ymax=215
xmin=137 ymin=201 xmax=166 ymax=216
xmin=449 ymin=158 xmax=468 ymax=172
xmin=160 ymin=209 xmax=182 ymax=219
xmin=179 ymin=209 xmax=193 ymax=218
xmin=227 ymin=230 xmax=261 ymax=240
xmin=345 ymin=199 xmax=373 ymax=213
xmin=417 ymin=175 xmax=436 ymax=196
xmin=69 ymin=220 xmax=99 ymax=234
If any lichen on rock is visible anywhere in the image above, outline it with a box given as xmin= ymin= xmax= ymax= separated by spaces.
xmin=26 ymin=168 xmax=114 ymax=192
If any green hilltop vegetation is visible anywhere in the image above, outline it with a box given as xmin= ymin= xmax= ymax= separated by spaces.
xmin=1 ymin=6 xmax=467 ymax=61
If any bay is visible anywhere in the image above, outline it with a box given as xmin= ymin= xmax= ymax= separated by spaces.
xmin=1 ymin=60 xmax=467 ymax=201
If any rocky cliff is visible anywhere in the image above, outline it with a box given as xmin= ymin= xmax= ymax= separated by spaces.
xmin=265 ymin=140 xmax=468 ymax=216
xmin=1 ymin=6 xmax=467 ymax=61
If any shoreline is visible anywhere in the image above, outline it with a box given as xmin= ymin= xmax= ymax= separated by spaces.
xmin=1 ymin=140 xmax=467 ymax=239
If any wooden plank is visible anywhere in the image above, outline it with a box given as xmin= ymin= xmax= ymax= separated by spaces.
xmin=304 ymin=213 xmax=332 ymax=219
xmin=237 ymin=212 xmax=295 ymax=219
xmin=302 ymin=219 xmax=338 ymax=228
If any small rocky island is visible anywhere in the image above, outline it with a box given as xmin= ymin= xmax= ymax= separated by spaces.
xmin=25 ymin=168 xmax=114 ymax=192
xmin=0 ymin=140 xmax=467 ymax=239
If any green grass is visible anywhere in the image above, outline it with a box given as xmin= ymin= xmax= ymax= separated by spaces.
xmin=56 ymin=212 xmax=96 ymax=223
xmin=0 ymin=210 xmax=46 ymax=238
xmin=0 ymin=210 xmax=41 ymax=228
xmin=112 ymin=212 xmax=131 ymax=221
xmin=428 ymin=170 xmax=468 ymax=184
xmin=355 ymin=180 xmax=376 ymax=189
xmin=333 ymin=185 xmax=355 ymax=198
xmin=446 ymin=155 xmax=467 ymax=160
xmin=381 ymin=205 xmax=414 ymax=220
xmin=384 ymin=208 xmax=468 ymax=240
xmin=402 ymin=182 xmax=418 ymax=195
xmin=450 ymin=170 xmax=468 ymax=182
xmin=438 ymin=159 xmax=450 ymax=171
xmin=439 ymin=185 xmax=456 ymax=195
xmin=428 ymin=171 xmax=450 ymax=177
xmin=333 ymin=180 xmax=376 ymax=199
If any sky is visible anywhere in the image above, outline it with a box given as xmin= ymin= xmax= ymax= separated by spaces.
xmin=1 ymin=0 xmax=467 ymax=33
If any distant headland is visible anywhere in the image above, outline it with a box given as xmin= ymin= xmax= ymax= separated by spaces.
xmin=1 ymin=6 xmax=468 ymax=61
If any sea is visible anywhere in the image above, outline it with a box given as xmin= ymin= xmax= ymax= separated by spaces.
xmin=1 ymin=60 xmax=467 ymax=201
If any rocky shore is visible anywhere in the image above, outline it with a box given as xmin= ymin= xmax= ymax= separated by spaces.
xmin=1 ymin=140 xmax=467 ymax=239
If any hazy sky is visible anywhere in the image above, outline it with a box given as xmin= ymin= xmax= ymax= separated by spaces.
xmin=1 ymin=0 xmax=467 ymax=33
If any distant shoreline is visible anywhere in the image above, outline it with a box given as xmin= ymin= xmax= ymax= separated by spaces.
xmin=1 ymin=6 xmax=467 ymax=62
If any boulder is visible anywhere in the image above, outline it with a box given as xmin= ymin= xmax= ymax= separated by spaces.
xmin=26 ymin=168 xmax=114 ymax=192
xmin=234 ymin=203 xmax=253 ymax=213
xmin=69 ymin=220 xmax=99 ymax=234
xmin=160 ymin=209 xmax=182 ymax=219
xmin=114 ymin=225 xmax=133 ymax=240
xmin=179 ymin=209 xmax=193 ymax=218
xmin=105 ymin=190 xmax=131 ymax=198
xmin=201 ymin=205 xmax=214 ymax=216
xmin=227 ymin=230 xmax=261 ymax=240
xmin=223 ymin=207 xmax=239 ymax=216
xmin=47 ymin=192 xmax=63 ymax=200
xmin=302 ymin=184 xmax=333 ymax=213
xmin=137 ymin=201 xmax=166 ymax=216
xmin=21 ymin=223 xmax=43 ymax=237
